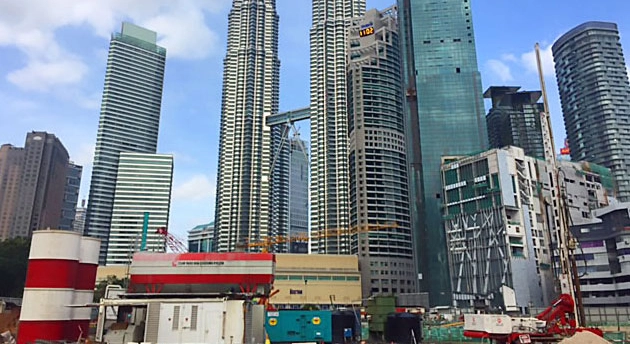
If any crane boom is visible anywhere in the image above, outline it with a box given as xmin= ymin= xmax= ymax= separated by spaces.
xmin=535 ymin=43 xmax=584 ymax=326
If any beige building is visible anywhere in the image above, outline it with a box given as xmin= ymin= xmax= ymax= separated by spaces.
xmin=95 ymin=253 xmax=363 ymax=309
xmin=96 ymin=265 xmax=128 ymax=283
xmin=272 ymin=254 xmax=362 ymax=309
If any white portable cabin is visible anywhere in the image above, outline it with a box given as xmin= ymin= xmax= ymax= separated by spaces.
xmin=95 ymin=297 xmax=265 ymax=344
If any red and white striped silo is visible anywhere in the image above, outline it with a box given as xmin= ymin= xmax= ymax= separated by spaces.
xmin=67 ymin=236 xmax=100 ymax=339
xmin=18 ymin=230 xmax=81 ymax=344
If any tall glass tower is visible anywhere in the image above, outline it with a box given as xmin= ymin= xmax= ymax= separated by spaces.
xmin=485 ymin=86 xmax=545 ymax=160
xmin=310 ymin=0 xmax=365 ymax=254
xmin=398 ymin=0 xmax=488 ymax=305
xmin=214 ymin=0 xmax=280 ymax=252
xmin=85 ymin=23 xmax=166 ymax=264
xmin=553 ymin=22 xmax=630 ymax=201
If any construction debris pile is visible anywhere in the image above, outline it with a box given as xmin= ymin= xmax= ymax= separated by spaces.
xmin=559 ymin=331 xmax=611 ymax=344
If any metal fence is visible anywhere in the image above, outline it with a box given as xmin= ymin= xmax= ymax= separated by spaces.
xmin=423 ymin=306 xmax=630 ymax=344
xmin=530 ymin=306 xmax=630 ymax=328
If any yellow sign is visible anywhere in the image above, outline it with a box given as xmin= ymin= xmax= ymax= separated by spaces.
xmin=312 ymin=316 xmax=321 ymax=325
xmin=268 ymin=318 xmax=278 ymax=326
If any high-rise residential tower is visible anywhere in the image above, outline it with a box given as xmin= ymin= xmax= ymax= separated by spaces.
xmin=12 ymin=132 xmax=70 ymax=238
xmin=59 ymin=162 xmax=82 ymax=231
xmin=0 ymin=144 xmax=24 ymax=240
xmin=214 ymin=0 xmax=280 ymax=252
xmin=552 ymin=21 xmax=630 ymax=201
xmin=485 ymin=86 xmax=545 ymax=159
xmin=106 ymin=153 xmax=173 ymax=265
xmin=310 ymin=0 xmax=365 ymax=254
xmin=85 ymin=22 xmax=166 ymax=264
xmin=347 ymin=7 xmax=416 ymax=297
xmin=398 ymin=0 xmax=488 ymax=305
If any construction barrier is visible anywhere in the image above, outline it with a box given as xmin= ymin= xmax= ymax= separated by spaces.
xmin=423 ymin=326 xmax=482 ymax=343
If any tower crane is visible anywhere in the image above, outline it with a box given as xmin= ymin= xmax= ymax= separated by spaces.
xmin=239 ymin=222 xmax=398 ymax=253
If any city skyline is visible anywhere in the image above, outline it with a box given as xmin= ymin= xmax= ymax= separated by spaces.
xmin=2 ymin=1 xmax=630 ymax=238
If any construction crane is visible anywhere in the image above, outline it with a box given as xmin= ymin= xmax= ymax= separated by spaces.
xmin=156 ymin=227 xmax=188 ymax=253
xmin=311 ymin=222 xmax=399 ymax=238
xmin=240 ymin=222 xmax=398 ymax=253
xmin=238 ymin=234 xmax=309 ymax=253
xmin=535 ymin=43 xmax=585 ymax=326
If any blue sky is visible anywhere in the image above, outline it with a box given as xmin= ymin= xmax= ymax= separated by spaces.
xmin=1 ymin=1 xmax=629 ymax=239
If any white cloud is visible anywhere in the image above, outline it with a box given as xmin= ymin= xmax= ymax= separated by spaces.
xmin=173 ymin=174 xmax=216 ymax=202
xmin=7 ymin=59 xmax=88 ymax=92
xmin=486 ymin=59 xmax=513 ymax=82
xmin=521 ymin=43 xmax=555 ymax=76
xmin=0 ymin=0 xmax=229 ymax=91
xmin=501 ymin=53 xmax=518 ymax=63
xmin=72 ymin=143 xmax=96 ymax=168
xmin=141 ymin=5 xmax=221 ymax=60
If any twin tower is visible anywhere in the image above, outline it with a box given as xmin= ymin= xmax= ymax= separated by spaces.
xmin=213 ymin=0 xmax=487 ymax=305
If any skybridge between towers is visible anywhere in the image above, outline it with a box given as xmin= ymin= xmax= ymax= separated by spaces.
xmin=266 ymin=106 xmax=310 ymax=126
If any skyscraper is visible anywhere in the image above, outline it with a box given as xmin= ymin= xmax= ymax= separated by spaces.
xmin=85 ymin=22 xmax=166 ymax=264
xmin=289 ymin=138 xmax=309 ymax=253
xmin=12 ymin=132 xmax=70 ymax=238
xmin=269 ymin=126 xmax=290 ymax=252
xmin=310 ymin=0 xmax=365 ymax=254
xmin=214 ymin=0 xmax=280 ymax=251
xmin=106 ymin=153 xmax=173 ymax=265
xmin=0 ymin=144 xmax=24 ymax=240
xmin=485 ymin=86 xmax=545 ymax=159
xmin=398 ymin=0 xmax=488 ymax=305
xmin=347 ymin=7 xmax=416 ymax=297
xmin=59 ymin=162 xmax=82 ymax=230
xmin=74 ymin=199 xmax=87 ymax=234
xmin=552 ymin=21 xmax=630 ymax=201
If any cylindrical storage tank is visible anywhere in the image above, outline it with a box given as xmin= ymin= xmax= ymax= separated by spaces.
xmin=332 ymin=310 xmax=359 ymax=343
xmin=67 ymin=237 xmax=100 ymax=340
xmin=18 ymin=230 xmax=81 ymax=344
xmin=384 ymin=312 xmax=422 ymax=344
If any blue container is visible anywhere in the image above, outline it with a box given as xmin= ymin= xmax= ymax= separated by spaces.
xmin=265 ymin=310 xmax=332 ymax=343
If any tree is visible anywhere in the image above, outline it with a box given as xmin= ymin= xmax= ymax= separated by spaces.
xmin=0 ymin=237 xmax=30 ymax=297
xmin=93 ymin=275 xmax=128 ymax=302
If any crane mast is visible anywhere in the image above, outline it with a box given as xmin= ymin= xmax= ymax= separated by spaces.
xmin=535 ymin=43 xmax=584 ymax=326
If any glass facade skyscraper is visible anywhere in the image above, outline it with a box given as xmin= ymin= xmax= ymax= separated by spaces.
xmin=214 ymin=0 xmax=280 ymax=252
xmin=398 ymin=0 xmax=488 ymax=305
xmin=310 ymin=0 xmax=365 ymax=254
xmin=85 ymin=23 xmax=166 ymax=264
xmin=485 ymin=86 xmax=545 ymax=160
xmin=347 ymin=7 xmax=416 ymax=297
xmin=552 ymin=21 xmax=630 ymax=201
xmin=106 ymin=153 xmax=173 ymax=265
xmin=289 ymin=138 xmax=309 ymax=253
